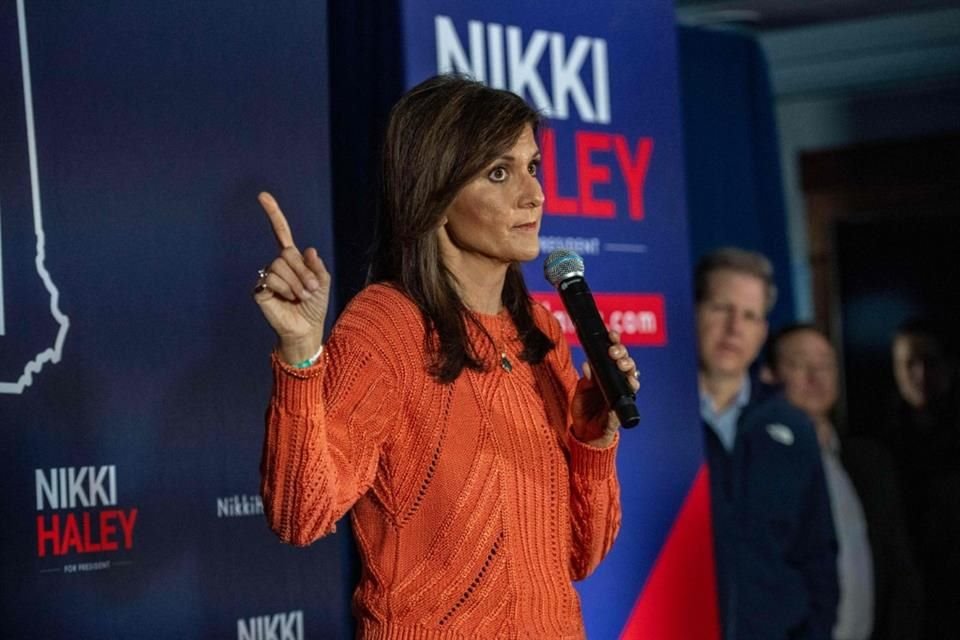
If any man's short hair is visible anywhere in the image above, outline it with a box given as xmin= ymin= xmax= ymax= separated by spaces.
xmin=694 ymin=247 xmax=778 ymax=313
xmin=766 ymin=322 xmax=821 ymax=369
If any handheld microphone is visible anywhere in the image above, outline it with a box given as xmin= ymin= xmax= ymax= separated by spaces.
xmin=544 ymin=250 xmax=640 ymax=428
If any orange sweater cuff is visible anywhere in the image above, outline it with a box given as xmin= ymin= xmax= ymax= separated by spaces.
xmin=271 ymin=351 xmax=325 ymax=415
xmin=568 ymin=431 xmax=619 ymax=480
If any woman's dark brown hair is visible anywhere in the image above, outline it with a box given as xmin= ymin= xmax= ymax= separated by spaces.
xmin=368 ymin=74 xmax=554 ymax=383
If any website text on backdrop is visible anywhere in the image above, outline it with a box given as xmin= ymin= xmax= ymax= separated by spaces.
xmin=695 ymin=247 xmax=839 ymax=640
xmin=251 ymin=75 xmax=639 ymax=639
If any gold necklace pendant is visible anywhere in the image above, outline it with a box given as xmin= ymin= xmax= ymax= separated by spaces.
xmin=500 ymin=351 xmax=513 ymax=373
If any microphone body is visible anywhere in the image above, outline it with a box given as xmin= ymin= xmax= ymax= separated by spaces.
xmin=544 ymin=251 xmax=640 ymax=428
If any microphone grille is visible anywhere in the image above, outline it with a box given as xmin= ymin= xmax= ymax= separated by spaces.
xmin=543 ymin=249 xmax=585 ymax=287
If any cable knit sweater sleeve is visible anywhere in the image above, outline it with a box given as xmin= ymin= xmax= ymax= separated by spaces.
xmin=535 ymin=304 xmax=622 ymax=580
xmin=260 ymin=292 xmax=402 ymax=547
xmin=567 ymin=433 xmax=622 ymax=580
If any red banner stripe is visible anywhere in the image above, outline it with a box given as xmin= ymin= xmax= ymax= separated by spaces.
xmin=620 ymin=464 xmax=720 ymax=639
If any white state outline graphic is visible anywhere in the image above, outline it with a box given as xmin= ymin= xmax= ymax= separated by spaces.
xmin=0 ymin=0 xmax=70 ymax=394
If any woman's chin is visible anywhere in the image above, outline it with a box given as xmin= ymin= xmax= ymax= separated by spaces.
xmin=515 ymin=244 xmax=541 ymax=264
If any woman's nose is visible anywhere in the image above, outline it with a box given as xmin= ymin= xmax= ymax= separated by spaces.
xmin=523 ymin=173 xmax=544 ymax=208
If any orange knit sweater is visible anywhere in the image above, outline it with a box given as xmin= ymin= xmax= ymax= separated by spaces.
xmin=261 ymin=284 xmax=621 ymax=639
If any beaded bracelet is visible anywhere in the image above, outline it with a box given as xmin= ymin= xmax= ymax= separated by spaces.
xmin=293 ymin=344 xmax=324 ymax=369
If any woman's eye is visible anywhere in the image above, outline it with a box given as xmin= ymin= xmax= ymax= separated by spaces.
xmin=528 ymin=161 xmax=539 ymax=177
xmin=489 ymin=167 xmax=508 ymax=182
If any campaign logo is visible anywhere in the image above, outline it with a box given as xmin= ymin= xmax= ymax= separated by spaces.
xmin=435 ymin=15 xmax=609 ymax=123
xmin=217 ymin=493 xmax=264 ymax=518
xmin=237 ymin=610 xmax=304 ymax=640
xmin=35 ymin=465 xmax=138 ymax=573
xmin=539 ymin=127 xmax=653 ymax=221
xmin=0 ymin=0 xmax=70 ymax=395
xmin=533 ymin=292 xmax=667 ymax=347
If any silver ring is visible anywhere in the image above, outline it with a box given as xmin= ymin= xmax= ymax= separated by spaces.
xmin=253 ymin=268 xmax=270 ymax=294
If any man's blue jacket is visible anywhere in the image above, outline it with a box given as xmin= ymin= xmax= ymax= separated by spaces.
xmin=704 ymin=384 xmax=839 ymax=640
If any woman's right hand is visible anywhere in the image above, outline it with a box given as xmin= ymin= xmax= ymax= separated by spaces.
xmin=253 ymin=192 xmax=331 ymax=365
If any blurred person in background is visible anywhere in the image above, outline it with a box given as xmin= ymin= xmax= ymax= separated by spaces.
xmin=765 ymin=324 xmax=922 ymax=640
xmin=695 ymin=248 xmax=837 ymax=640
xmin=881 ymin=318 xmax=960 ymax=638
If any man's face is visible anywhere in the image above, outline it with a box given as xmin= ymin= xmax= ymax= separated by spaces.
xmin=773 ymin=330 xmax=839 ymax=421
xmin=696 ymin=269 xmax=769 ymax=380
xmin=893 ymin=333 xmax=950 ymax=409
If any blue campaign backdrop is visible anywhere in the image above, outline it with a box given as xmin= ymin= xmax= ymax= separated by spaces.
xmin=0 ymin=2 xmax=352 ymax=637
xmin=2 ymin=1 xmax=717 ymax=638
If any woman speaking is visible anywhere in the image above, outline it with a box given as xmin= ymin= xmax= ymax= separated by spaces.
xmin=253 ymin=75 xmax=639 ymax=638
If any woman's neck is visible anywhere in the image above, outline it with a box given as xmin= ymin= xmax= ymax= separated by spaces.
xmin=447 ymin=261 xmax=509 ymax=315
xmin=458 ymin=278 xmax=506 ymax=315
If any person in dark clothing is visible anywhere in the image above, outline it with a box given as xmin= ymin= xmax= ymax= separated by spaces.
xmin=880 ymin=318 xmax=960 ymax=639
xmin=694 ymin=248 xmax=838 ymax=640
xmin=765 ymin=324 xmax=922 ymax=640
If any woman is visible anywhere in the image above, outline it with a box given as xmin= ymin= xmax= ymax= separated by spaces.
xmin=253 ymin=75 xmax=638 ymax=638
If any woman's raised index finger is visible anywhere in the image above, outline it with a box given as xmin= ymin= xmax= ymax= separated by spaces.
xmin=258 ymin=191 xmax=295 ymax=249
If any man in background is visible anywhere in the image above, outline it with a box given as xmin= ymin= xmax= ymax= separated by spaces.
xmin=695 ymin=248 xmax=837 ymax=640
xmin=765 ymin=324 xmax=921 ymax=640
